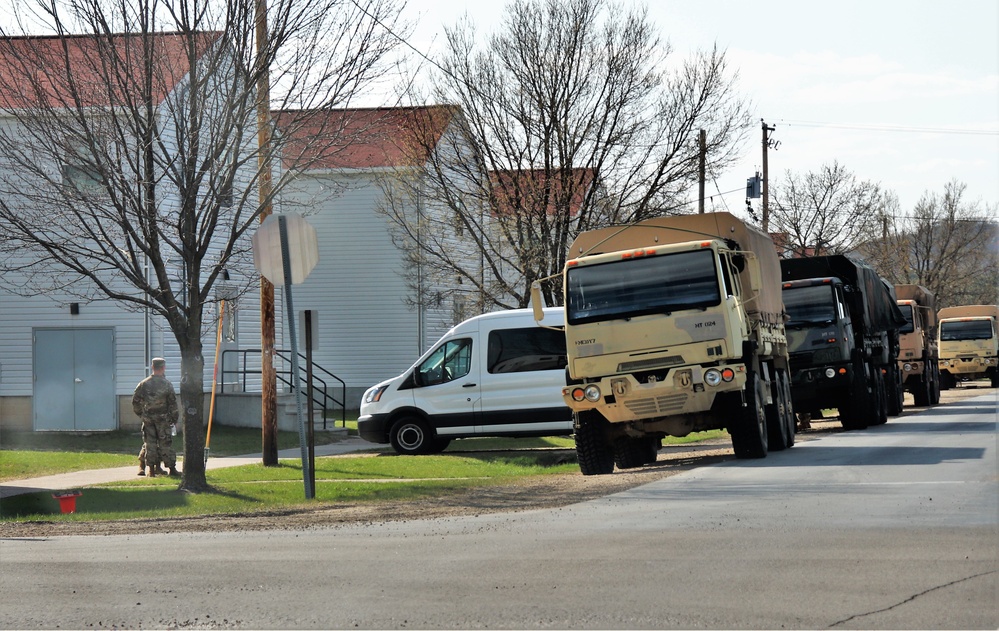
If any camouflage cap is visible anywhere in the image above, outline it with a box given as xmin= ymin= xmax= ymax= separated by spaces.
xmin=151 ymin=357 xmax=166 ymax=370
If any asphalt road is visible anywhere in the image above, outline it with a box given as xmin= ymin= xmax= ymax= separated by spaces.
xmin=1 ymin=392 xmax=996 ymax=629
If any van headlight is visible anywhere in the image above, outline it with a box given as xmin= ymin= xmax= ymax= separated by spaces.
xmin=363 ymin=385 xmax=388 ymax=404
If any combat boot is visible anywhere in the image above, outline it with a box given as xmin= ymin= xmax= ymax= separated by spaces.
xmin=154 ymin=467 xmax=168 ymax=476
xmin=168 ymin=466 xmax=180 ymax=477
xmin=148 ymin=465 xmax=157 ymax=477
xmin=137 ymin=467 xmax=146 ymax=476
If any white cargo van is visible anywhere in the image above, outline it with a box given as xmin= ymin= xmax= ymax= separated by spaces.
xmin=358 ymin=308 xmax=571 ymax=454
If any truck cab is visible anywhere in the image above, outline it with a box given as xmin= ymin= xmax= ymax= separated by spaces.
xmin=937 ymin=306 xmax=999 ymax=389
xmin=781 ymin=277 xmax=856 ymax=414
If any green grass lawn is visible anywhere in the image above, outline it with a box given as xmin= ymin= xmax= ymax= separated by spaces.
xmin=0 ymin=426 xmax=729 ymax=523
xmin=0 ymin=452 xmax=580 ymax=521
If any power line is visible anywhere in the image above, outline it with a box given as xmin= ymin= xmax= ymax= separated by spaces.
xmin=773 ymin=119 xmax=999 ymax=136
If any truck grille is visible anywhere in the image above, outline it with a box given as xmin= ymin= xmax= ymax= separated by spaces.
xmin=624 ymin=393 xmax=688 ymax=416
xmin=618 ymin=355 xmax=685 ymax=373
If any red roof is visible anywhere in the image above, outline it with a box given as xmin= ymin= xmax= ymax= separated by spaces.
xmin=489 ymin=168 xmax=596 ymax=218
xmin=273 ymin=106 xmax=458 ymax=170
xmin=0 ymin=31 xmax=221 ymax=109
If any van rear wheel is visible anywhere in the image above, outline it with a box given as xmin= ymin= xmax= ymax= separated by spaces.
xmin=389 ymin=417 xmax=435 ymax=455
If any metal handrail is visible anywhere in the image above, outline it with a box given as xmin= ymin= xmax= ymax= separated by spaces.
xmin=219 ymin=349 xmax=346 ymax=428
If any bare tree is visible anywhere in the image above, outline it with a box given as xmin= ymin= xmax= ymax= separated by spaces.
xmin=768 ymin=161 xmax=895 ymax=257
xmin=861 ymin=180 xmax=999 ymax=308
xmin=0 ymin=0 xmax=405 ymax=491
xmin=378 ymin=0 xmax=752 ymax=311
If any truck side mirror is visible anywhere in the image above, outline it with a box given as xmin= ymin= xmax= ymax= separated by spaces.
xmin=530 ymin=281 xmax=546 ymax=323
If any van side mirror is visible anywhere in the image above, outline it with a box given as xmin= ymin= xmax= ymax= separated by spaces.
xmin=530 ymin=281 xmax=546 ymax=323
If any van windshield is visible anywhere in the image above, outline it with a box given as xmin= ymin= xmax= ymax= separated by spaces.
xmin=566 ymin=248 xmax=721 ymax=325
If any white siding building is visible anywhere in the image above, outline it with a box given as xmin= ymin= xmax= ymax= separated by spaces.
xmin=0 ymin=32 xmax=263 ymax=432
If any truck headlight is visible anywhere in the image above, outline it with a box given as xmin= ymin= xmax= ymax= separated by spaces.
xmin=584 ymin=385 xmax=602 ymax=402
xmin=704 ymin=369 xmax=722 ymax=387
xmin=824 ymin=368 xmax=836 ymax=379
xmin=903 ymin=363 xmax=913 ymax=372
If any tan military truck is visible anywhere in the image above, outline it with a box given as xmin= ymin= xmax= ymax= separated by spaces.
xmin=937 ymin=305 xmax=999 ymax=389
xmin=895 ymin=284 xmax=940 ymax=406
xmin=533 ymin=211 xmax=794 ymax=475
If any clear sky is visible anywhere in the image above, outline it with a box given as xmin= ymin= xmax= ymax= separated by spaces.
xmin=403 ymin=0 xmax=999 ymax=217
xmin=2 ymin=0 xmax=996 ymax=217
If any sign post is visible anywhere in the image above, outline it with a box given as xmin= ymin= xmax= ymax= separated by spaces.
xmin=252 ymin=213 xmax=319 ymax=499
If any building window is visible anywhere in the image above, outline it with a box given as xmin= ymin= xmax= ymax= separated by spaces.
xmin=60 ymin=138 xmax=104 ymax=195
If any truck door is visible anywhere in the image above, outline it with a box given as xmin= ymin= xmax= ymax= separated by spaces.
xmin=410 ymin=336 xmax=480 ymax=435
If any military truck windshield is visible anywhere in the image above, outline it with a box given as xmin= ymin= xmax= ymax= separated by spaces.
xmin=566 ymin=248 xmax=721 ymax=325
xmin=940 ymin=320 xmax=994 ymax=341
xmin=898 ymin=304 xmax=915 ymax=334
xmin=783 ymin=285 xmax=838 ymax=327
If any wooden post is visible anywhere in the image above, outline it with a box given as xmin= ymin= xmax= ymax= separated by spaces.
xmin=256 ymin=0 xmax=278 ymax=466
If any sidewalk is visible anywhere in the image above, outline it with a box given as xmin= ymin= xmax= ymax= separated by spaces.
xmin=0 ymin=436 xmax=377 ymax=500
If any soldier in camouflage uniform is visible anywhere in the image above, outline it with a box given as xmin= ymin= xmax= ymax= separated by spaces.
xmin=131 ymin=358 xmax=180 ymax=477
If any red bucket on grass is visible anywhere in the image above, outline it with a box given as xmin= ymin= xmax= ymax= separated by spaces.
xmin=52 ymin=491 xmax=83 ymax=514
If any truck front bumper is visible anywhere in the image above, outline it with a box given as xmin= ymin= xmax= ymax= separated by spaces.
xmin=939 ymin=356 xmax=996 ymax=378
xmin=563 ymin=364 xmax=748 ymax=424
xmin=788 ymin=364 xmax=855 ymax=411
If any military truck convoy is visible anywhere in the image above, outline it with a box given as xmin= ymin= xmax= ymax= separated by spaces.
xmin=779 ymin=255 xmax=906 ymax=430
xmin=895 ymin=285 xmax=940 ymax=406
xmin=937 ymin=305 xmax=999 ymax=389
xmin=359 ymin=207 xmax=996 ymax=474
xmin=532 ymin=212 xmax=795 ymax=475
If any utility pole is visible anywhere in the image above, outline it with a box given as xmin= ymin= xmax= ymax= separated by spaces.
xmin=698 ymin=129 xmax=706 ymax=213
xmin=761 ymin=120 xmax=777 ymax=232
xmin=256 ymin=0 xmax=278 ymax=466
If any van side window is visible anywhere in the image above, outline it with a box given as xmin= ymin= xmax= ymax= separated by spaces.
xmin=487 ymin=327 xmax=568 ymax=374
xmin=417 ymin=338 xmax=472 ymax=386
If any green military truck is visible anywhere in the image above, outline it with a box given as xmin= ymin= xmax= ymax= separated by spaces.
xmin=780 ymin=255 xmax=905 ymax=430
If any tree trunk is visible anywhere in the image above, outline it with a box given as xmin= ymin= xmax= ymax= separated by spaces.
xmin=178 ymin=335 xmax=209 ymax=492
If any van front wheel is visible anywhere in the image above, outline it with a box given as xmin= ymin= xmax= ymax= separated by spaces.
xmin=389 ymin=417 xmax=435 ymax=455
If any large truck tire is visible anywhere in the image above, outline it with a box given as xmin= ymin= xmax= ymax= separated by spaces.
xmin=930 ymin=365 xmax=941 ymax=404
xmin=913 ymin=373 xmax=931 ymax=407
xmin=871 ymin=367 xmax=888 ymax=425
xmin=613 ymin=436 xmax=649 ymax=469
xmin=886 ymin=365 xmax=903 ymax=417
xmin=940 ymin=371 xmax=955 ymax=391
xmin=730 ymin=373 xmax=768 ymax=459
xmin=779 ymin=369 xmax=795 ymax=448
xmin=574 ymin=411 xmax=615 ymax=475
xmin=643 ymin=437 xmax=661 ymax=464
xmin=766 ymin=369 xmax=793 ymax=451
